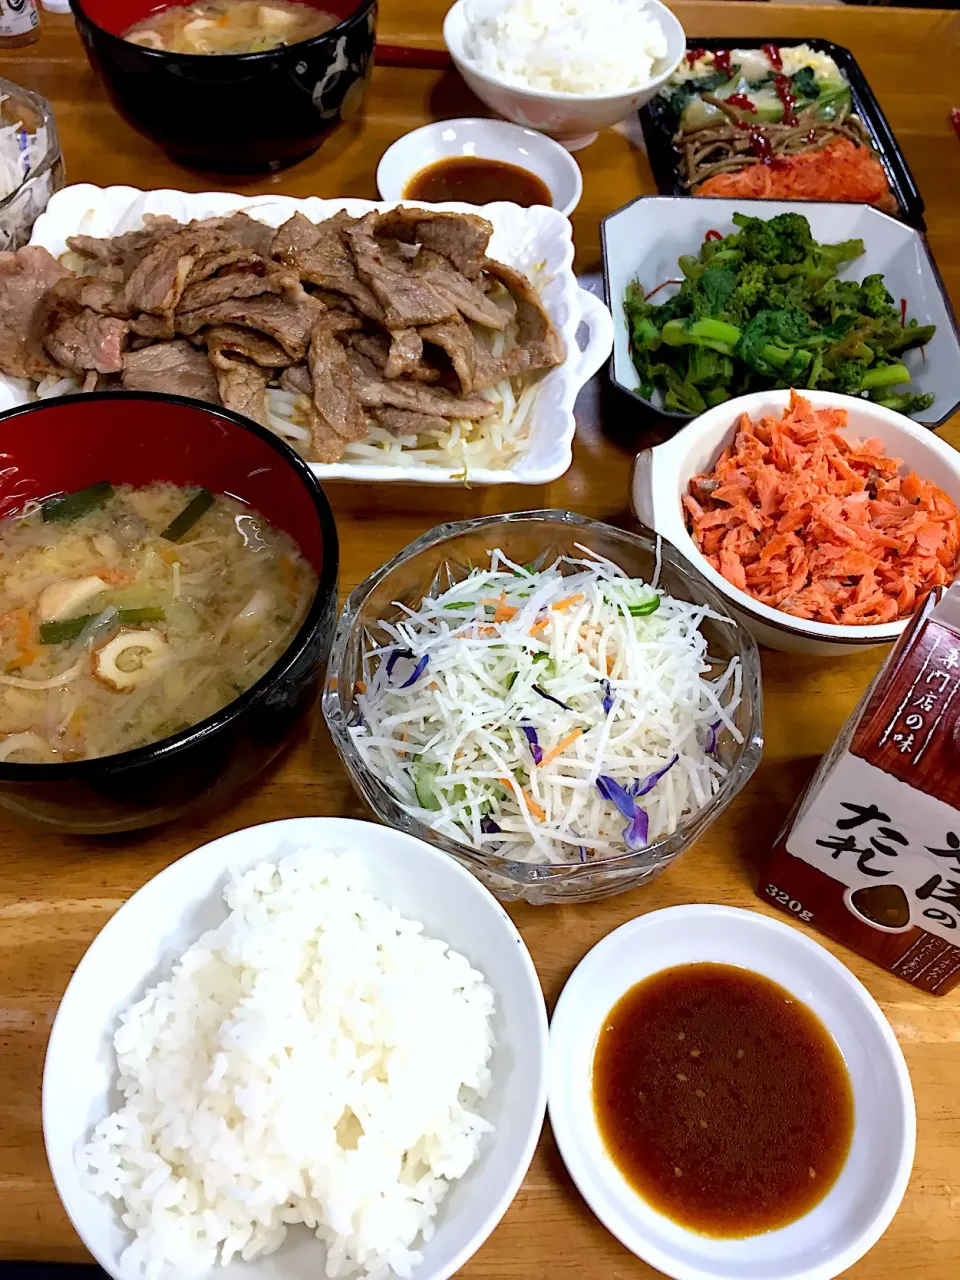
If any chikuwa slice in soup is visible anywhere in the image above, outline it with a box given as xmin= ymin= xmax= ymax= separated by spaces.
xmin=122 ymin=1 xmax=342 ymax=55
xmin=0 ymin=482 xmax=318 ymax=763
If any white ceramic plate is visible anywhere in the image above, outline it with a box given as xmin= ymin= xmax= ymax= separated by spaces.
xmin=376 ymin=118 xmax=583 ymax=216
xmin=602 ymin=196 xmax=960 ymax=430
xmin=549 ymin=905 xmax=915 ymax=1280
xmin=4 ymin=183 xmax=613 ymax=486
xmin=43 ymin=817 xmax=550 ymax=1280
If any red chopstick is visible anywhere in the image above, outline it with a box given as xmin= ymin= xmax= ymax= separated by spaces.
xmin=374 ymin=43 xmax=454 ymax=70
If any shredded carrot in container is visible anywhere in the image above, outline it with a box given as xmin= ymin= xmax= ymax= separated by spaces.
xmin=539 ymin=728 xmax=583 ymax=768
xmin=684 ymin=391 xmax=960 ymax=625
xmin=552 ymin=593 xmax=585 ymax=612
xmin=696 ymin=138 xmax=898 ymax=213
xmin=499 ymin=774 xmax=546 ymax=821
xmin=529 ymin=617 xmax=550 ymax=636
xmin=482 ymin=591 xmax=518 ymax=623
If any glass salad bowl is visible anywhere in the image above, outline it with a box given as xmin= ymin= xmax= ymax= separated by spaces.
xmin=0 ymin=77 xmax=65 ymax=252
xmin=323 ymin=511 xmax=763 ymax=904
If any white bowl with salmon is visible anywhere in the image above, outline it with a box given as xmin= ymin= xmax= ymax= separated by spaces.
xmin=632 ymin=390 xmax=960 ymax=655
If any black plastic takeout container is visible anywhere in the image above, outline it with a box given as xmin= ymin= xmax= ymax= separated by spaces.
xmin=638 ymin=38 xmax=925 ymax=230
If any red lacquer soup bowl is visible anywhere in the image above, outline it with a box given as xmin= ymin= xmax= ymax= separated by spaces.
xmin=0 ymin=392 xmax=339 ymax=834
xmin=69 ymin=0 xmax=378 ymax=173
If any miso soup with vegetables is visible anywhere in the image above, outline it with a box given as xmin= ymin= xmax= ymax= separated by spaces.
xmin=122 ymin=1 xmax=341 ymax=55
xmin=0 ymin=483 xmax=317 ymax=763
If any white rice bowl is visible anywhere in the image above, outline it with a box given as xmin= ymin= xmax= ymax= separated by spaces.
xmin=43 ymin=818 xmax=549 ymax=1280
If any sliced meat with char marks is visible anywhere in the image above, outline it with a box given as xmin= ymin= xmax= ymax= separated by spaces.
xmin=371 ymin=406 xmax=450 ymax=436
xmin=214 ymin=359 xmax=270 ymax=426
xmin=190 ymin=212 xmax=275 ymax=257
xmin=375 ymin=208 xmax=493 ymax=280
xmin=202 ymin=324 xmax=291 ymax=368
xmin=272 ymin=211 xmax=385 ymax=324
xmin=280 ymin=364 xmax=312 ymax=398
xmin=420 ymin=318 xmax=505 ymax=396
xmin=0 ymin=246 xmax=72 ymax=378
xmin=383 ymin=327 xmax=444 ymax=383
xmin=65 ymin=215 xmax=183 ymax=271
xmin=177 ymin=290 xmax=323 ymax=361
xmin=130 ymin=313 xmax=175 ymax=341
xmin=344 ymin=214 xmax=457 ymax=330
xmin=39 ymin=276 xmax=128 ymax=375
xmin=307 ymin=313 xmax=368 ymax=463
xmin=415 ymin=249 xmax=508 ymax=331
xmin=122 ymin=340 xmax=220 ymax=404
xmin=178 ymin=263 xmax=302 ymax=313
xmin=347 ymin=352 xmax=496 ymax=420
xmin=481 ymin=257 xmax=565 ymax=377
xmin=117 ymin=228 xmax=238 ymax=319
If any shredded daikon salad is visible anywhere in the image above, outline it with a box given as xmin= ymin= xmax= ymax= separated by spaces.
xmin=350 ymin=544 xmax=743 ymax=864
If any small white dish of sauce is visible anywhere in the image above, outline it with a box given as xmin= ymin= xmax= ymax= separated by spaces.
xmin=549 ymin=904 xmax=915 ymax=1280
xmin=376 ymin=117 xmax=582 ymax=215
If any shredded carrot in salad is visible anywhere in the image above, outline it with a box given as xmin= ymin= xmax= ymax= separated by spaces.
xmin=684 ymin=391 xmax=960 ymax=626
xmin=350 ymin=547 xmax=743 ymax=865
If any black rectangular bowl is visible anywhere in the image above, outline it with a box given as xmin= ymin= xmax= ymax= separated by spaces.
xmin=639 ymin=38 xmax=925 ymax=230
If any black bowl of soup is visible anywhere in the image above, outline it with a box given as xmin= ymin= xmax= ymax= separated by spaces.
xmin=0 ymin=391 xmax=339 ymax=833
xmin=70 ymin=0 xmax=377 ymax=172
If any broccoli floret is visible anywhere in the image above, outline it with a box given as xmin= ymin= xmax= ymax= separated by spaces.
xmin=728 ymin=211 xmax=814 ymax=266
xmin=736 ymin=309 xmax=815 ymax=380
xmin=763 ymin=213 xmax=815 ymax=265
xmin=872 ymin=391 xmax=936 ymax=416
xmin=813 ymin=278 xmax=867 ymax=322
xmin=727 ymin=213 xmax=782 ymax=265
xmin=690 ymin=265 xmax=737 ymax=319
xmin=824 ymin=358 xmax=869 ymax=394
xmin=728 ymin=262 xmax=769 ymax=323
xmin=858 ymin=273 xmax=898 ymax=320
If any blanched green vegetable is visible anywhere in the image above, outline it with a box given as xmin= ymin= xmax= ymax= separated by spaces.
xmin=624 ymin=213 xmax=935 ymax=416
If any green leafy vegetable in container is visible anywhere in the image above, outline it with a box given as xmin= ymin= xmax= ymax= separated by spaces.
xmin=624 ymin=213 xmax=935 ymax=417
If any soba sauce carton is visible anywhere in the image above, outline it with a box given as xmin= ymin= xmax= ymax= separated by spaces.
xmin=763 ymin=584 xmax=960 ymax=994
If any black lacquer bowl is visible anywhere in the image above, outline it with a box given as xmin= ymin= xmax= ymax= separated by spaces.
xmin=0 ymin=393 xmax=339 ymax=834
xmin=70 ymin=0 xmax=377 ymax=172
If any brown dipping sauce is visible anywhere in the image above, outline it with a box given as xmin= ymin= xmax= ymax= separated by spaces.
xmin=403 ymin=157 xmax=552 ymax=208
xmin=593 ymin=963 xmax=854 ymax=1237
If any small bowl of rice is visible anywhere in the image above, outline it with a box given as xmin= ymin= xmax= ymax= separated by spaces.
xmin=44 ymin=816 xmax=549 ymax=1280
xmin=444 ymin=0 xmax=686 ymax=151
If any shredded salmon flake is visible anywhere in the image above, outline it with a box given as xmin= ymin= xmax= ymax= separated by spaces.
xmin=684 ymin=391 xmax=960 ymax=626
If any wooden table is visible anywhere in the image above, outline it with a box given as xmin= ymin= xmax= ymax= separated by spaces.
xmin=2 ymin=4 xmax=959 ymax=1276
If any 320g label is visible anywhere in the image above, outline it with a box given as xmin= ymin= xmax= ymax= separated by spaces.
xmin=765 ymin=884 xmax=814 ymax=922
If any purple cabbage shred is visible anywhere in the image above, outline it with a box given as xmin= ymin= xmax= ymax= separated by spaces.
xmin=601 ymin=679 xmax=614 ymax=716
xmin=399 ymin=654 xmax=429 ymax=688
xmin=386 ymin=647 xmax=412 ymax=677
xmin=634 ymin=754 xmax=680 ymax=797
xmin=533 ymin=684 xmax=571 ymax=711
xmin=705 ymin=720 xmax=722 ymax=755
xmin=596 ymin=774 xmax=653 ymax=852
xmin=481 ymin=817 xmax=502 ymax=834
xmin=521 ymin=725 xmax=543 ymax=765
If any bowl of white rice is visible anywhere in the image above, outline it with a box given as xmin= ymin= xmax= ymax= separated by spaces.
xmin=42 ymin=817 xmax=549 ymax=1280
xmin=444 ymin=0 xmax=686 ymax=151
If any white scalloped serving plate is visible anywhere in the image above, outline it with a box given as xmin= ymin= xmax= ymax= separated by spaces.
xmin=2 ymin=184 xmax=614 ymax=486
